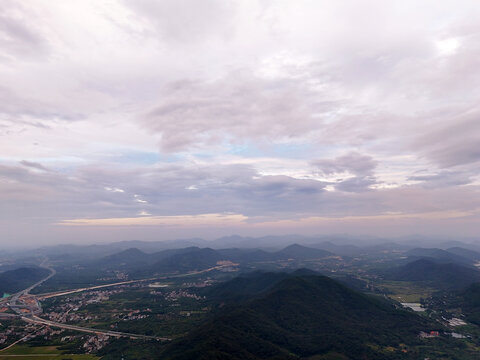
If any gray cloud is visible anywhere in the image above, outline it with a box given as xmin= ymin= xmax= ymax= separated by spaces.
xmin=122 ymin=0 xmax=236 ymax=44
xmin=312 ymin=152 xmax=377 ymax=177
xmin=3 ymin=160 xmax=477 ymax=223
xmin=408 ymin=170 xmax=476 ymax=188
xmin=0 ymin=1 xmax=48 ymax=61
xmin=142 ymin=68 xmax=339 ymax=151
xmin=312 ymin=152 xmax=378 ymax=192
xmin=413 ymin=111 xmax=480 ymax=168
xmin=19 ymin=160 xmax=50 ymax=172
xmin=1 ymin=158 xmax=479 ymax=246
xmin=1 ymin=1 xmax=480 ymax=244
xmin=0 ymin=86 xmax=84 ymax=128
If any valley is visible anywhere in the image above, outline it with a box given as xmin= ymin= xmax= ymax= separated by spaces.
xmin=2 ymin=237 xmax=480 ymax=359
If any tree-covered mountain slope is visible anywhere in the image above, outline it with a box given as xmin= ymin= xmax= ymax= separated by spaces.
xmin=162 ymin=274 xmax=437 ymax=360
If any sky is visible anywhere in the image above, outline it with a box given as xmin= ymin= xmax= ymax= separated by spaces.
xmin=1 ymin=0 xmax=479 ymax=247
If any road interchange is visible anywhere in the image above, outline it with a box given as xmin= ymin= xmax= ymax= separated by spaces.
xmin=2 ymin=261 xmax=230 ymax=343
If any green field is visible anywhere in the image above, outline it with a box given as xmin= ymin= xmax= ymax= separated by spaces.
xmin=0 ymin=356 xmax=98 ymax=360
xmin=380 ymin=281 xmax=435 ymax=302
xmin=0 ymin=345 xmax=99 ymax=360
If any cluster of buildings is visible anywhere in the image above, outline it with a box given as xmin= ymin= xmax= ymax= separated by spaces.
xmin=164 ymin=290 xmax=204 ymax=301
xmin=216 ymin=261 xmax=239 ymax=272
xmin=51 ymin=312 xmax=98 ymax=324
xmin=97 ymin=270 xmax=129 ymax=282
xmin=0 ymin=322 xmax=35 ymax=345
xmin=0 ymin=323 xmax=62 ymax=347
xmin=30 ymin=326 xmax=63 ymax=340
xmin=0 ymin=327 xmax=16 ymax=345
xmin=419 ymin=330 xmax=469 ymax=340
xmin=82 ymin=334 xmax=110 ymax=353
xmin=59 ymin=333 xmax=111 ymax=353
xmin=447 ymin=317 xmax=467 ymax=327
xmin=419 ymin=331 xmax=440 ymax=338
xmin=120 ymin=308 xmax=152 ymax=321
xmin=181 ymin=279 xmax=215 ymax=288
xmin=44 ymin=289 xmax=123 ymax=323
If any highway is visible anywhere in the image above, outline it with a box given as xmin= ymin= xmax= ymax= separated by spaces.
xmin=22 ymin=315 xmax=169 ymax=341
xmin=2 ymin=261 xmax=169 ymax=342
xmin=4 ymin=261 xmax=230 ymax=343
xmin=38 ymin=263 xmax=230 ymax=299
xmin=8 ymin=261 xmax=56 ymax=316
xmin=38 ymin=277 xmax=157 ymax=299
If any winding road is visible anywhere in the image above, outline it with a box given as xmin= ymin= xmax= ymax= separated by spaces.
xmin=4 ymin=260 xmax=171 ymax=342
xmin=8 ymin=261 xmax=56 ymax=315
xmin=4 ymin=261 xmax=231 ymax=344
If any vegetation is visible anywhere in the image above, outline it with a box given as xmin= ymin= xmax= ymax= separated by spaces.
xmin=0 ymin=267 xmax=50 ymax=296
xmin=382 ymin=259 xmax=480 ymax=290
xmin=97 ymin=339 xmax=165 ymax=360
xmin=0 ymin=344 xmax=99 ymax=360
xmin=380 ymin=280 xmax=435 ymax=302
xmin=444 ymin=283 xmax=480 ymax=326
xmin=274 ymin=244 xmax=333 ymax=260
xmin=405 ymin=248 xmax=473 ymax=266
xmin=6 ymin=242 xmax=480 ymax=359
xmin=161 ymin=273 xmax=439 ymax=359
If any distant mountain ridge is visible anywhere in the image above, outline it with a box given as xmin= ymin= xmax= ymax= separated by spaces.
xmin=276 ymin=243 xmax=333 ymax=259
xmin=98 ymin=244 xmax=335 ymax=275
xmin=446 ymin=247 xmax=480 ymax=262
xmin=384 ymin=258 xmax=480 ymax=290
xmin=309 ymin=241 xmax=362 ymax=257
xmin=14 ymin=235 xmax=480 ymax=264
xmin=405 ymin=247 xmax=474 ymax=266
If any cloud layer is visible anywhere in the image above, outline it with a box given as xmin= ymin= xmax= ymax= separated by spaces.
xmin=0 ymin=0 xmax=479 ymax=245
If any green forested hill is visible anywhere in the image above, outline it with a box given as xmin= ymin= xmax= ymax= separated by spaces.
xmin=384 ymin=258 xmax=480 ymax=290
xmin=274 ymin=244 xmax=333 ymax=260
xmin=0 ymin=267 xmax=50 ymax=296
xmin=202 ymin=269 xmax=318 ymax=304
xmin=161 ymin=274 xmax=436 ymax=360
xmin=450 ymin=283 xmax=480 ymax=326
xmin=149 ymin=248 xmax=221 ymax=274
xmin=405 ymin=248 xmax=473 ymax=266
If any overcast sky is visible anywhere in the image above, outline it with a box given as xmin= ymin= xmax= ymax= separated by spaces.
xmin=1 ymin=0 xmax=479 ymax=247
